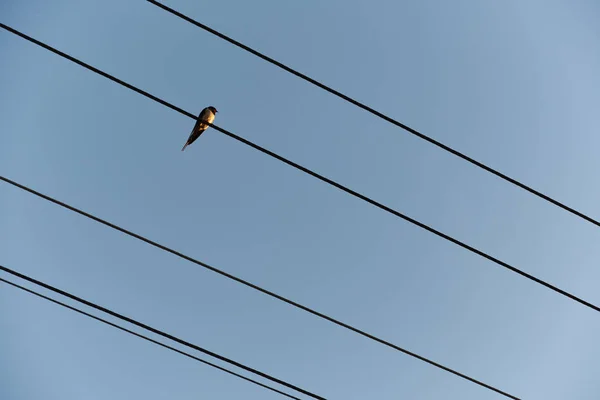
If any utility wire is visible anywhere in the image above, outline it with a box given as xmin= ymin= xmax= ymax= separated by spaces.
xmin=1 ymin=23 xmax=597 ymax=319
xmin=0 ymin=276 xmax=302 ymax=400
xmin=0 ymin=176 xmax=519 ymax=400
xmin=147 ymin=0 xmax=600 ymax=230
xmin=0 ymin=265 xmax=324 ymax=400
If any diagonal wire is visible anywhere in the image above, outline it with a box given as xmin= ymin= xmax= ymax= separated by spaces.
xmin=0 ymin=276 xmax=303 ymax=400
xmin=147 ymin=0 xmax=600 ymax=230
xmin=0 ymin=175 xmax=519 ymax=399
xmin=1 ymin=22 xmax=597 ymax=318
xmin=0 ymin=265 xmax=324 ymax=400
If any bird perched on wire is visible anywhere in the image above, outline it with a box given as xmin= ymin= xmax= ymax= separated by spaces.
xmin=181 ymin=106 xmax=218 ymax=151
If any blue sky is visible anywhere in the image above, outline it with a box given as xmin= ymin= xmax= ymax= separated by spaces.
xmin=2 ymin=0 xmax=600 ymax=398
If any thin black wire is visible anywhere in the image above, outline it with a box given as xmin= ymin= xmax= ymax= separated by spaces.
xmin=0 ymin=177 xmax=519 ymax=400
xmin=0 ymin=265 xmax=323 ymax=400
xmin=147 ymin=0 xmax=600 ymax=230
xmin=1 ymin=22 xmax=597 ymax=317
xmin=0 ymin=276 xmax=302 ymax=400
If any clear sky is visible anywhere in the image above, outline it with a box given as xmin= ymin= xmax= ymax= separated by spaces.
xmin=2 ymin=0 xmax=600 ymax=399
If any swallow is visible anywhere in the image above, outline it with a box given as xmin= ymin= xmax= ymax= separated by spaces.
xmin=181 ymin=106 xmax=218 ymax=151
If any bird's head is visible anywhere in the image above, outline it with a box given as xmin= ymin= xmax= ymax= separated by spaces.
xmin=208 ymin=106 xmax=218 ymax=114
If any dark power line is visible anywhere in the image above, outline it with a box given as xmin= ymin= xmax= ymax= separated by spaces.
xmin=1 ymin=23 xmax=597 ymax=319
xmin=0 ymin=265 xmax=324 ymax=400
xmin=0 ymin=276 xmax=303 ymax=400
xmin=147 ymin=0 xmax=600 ymax=230
xmin=0 ymin=176 xmax=519 ymax=400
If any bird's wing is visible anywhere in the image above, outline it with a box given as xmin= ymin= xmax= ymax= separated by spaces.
xmin=197 ymin=107 xmax=210 ymax=122
xmin=188 ymin=118 xmax=202 ymax=138
xmin=185 ymin=109 xmax=207 ymax=141
xmin=183 ymin=125 xmax=201 ymax=147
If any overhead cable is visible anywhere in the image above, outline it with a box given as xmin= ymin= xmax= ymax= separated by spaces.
xmin=1 ymin=175 xmax=518 ymax=400
xmin=0 ymin=265 xmax=325 ymax=400
xmin=147 ymin=0 xmax=600 ymax=230
xmin=0 ymin=276 xmax=303 ymax=400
